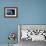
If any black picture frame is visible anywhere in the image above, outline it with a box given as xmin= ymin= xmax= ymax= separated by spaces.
xmin=4 ymin=7 xmax=18 ymax=18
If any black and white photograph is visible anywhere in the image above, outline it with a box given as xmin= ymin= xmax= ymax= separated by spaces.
xmin=4 ymin=7 xmax=18 ymax=18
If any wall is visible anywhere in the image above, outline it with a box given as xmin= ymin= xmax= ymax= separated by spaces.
xmin=0 ymin=0 xmax=46 ymax=44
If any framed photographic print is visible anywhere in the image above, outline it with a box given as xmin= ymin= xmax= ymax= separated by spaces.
xmin=4 ymin=7 xmax=18 ymax=18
